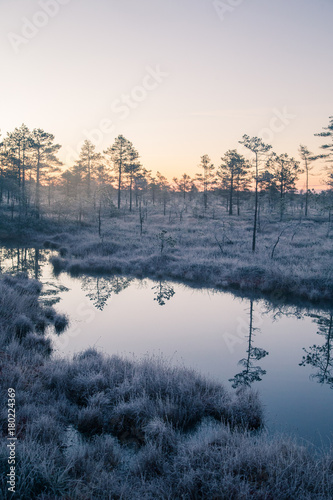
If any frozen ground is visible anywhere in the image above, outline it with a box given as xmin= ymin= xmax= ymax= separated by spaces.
xmin=40 ymin=203 xmax=333 ymax=304
xmin=0 ymin=273 xmax=332 ymax=499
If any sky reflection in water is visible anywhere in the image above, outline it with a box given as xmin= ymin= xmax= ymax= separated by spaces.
xmin=1 ymin=246 xmax=332 ymax=448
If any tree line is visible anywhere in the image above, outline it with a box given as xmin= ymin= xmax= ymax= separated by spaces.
xmin=0 ymin=117 xmax=332 ymax=230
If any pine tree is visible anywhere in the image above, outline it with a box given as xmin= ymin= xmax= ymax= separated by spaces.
xmin=217 ymin=150 xmax=249 ymax=216
xmin=267 ymin=152 xmax=300 ymax=220
xmin=173 ymin=173 xmax=192 ymax=200
xmin=31 ymin=129 xmax=62 ymax=217
xmin=196 ymin=154 xmax=215 ymax=210
xmin=4 ymin=124 xmax=33 ymax=208
xmin=315 ymin=116 xmax=333 ymax=190
xmin=124 ymin=143 xmax=141 ymax=212
xmin=239 ymin=135 xmax=272 ymax=251
xmin=299 ymin=145 xmax=316 ymax=217
xmin=75 ymin=140 xmax=101 ymax=198
xmin=104 ymin=135 xmax=131 ymax=209
xmin=156 ymin=171 xmax=169 ymax=215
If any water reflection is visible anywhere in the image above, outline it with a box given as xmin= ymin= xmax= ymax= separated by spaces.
xmin=300 ymin=313 xmax=333 ymax=388
xmin=0 ymin=246 xmax=46 ymax=279
xmin=81 ymin=276 xmax=132 ymax=311
xmin=152 ymin=281 xmax=175 ymax=306
xmin=1 ymin=245 xmax=332 ymax=445
xmin=0 ymin=246 xmax=331 ymax=396
xmin=0 ymin=247 xmax=69 ymax=305
xmin=262 ymin=299 xmax=305 ymax=321
xmin=229 ymin=300 xmax=269 ymax=388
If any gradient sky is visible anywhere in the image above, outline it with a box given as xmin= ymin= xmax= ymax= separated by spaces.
xmin=1 ymin=0 xmax=332 ymax=188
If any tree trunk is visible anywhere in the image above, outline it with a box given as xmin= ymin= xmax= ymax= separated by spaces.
xmin=305 ymin=160 xmax=309 ymax=217
xmin=252 ymin=154 xmax=258 ymax=252
xmin=118 ymin=164 xmax=122 ymax=209
xmin=229 ymin=172 xmax=234 ymax=215
xmin=36 ymin=149 xmax=40 ymax=218
xmin=129 ymin=176 xmax=133 ymax=212
xmin=98 ymin=202 xmax=102 ymax=236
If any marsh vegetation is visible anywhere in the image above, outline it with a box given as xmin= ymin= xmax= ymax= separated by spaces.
xmin=0 ymin=121 xmax=332 ymax=498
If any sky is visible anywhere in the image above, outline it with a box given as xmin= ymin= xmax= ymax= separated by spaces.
xmin=0 ymin=0 xmax=332 ymax=189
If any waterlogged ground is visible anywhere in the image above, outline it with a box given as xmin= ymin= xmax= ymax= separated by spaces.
xmin=1 ymin=247 xmax=332 ymax=448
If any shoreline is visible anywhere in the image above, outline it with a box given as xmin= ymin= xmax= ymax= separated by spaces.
xmin=2 ymin=208 xmax=332 ymax=307
xmin=0 ymin=272 xmax=332 ymax=499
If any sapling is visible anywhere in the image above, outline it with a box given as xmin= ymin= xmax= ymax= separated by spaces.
xmin=156 ymin=230 xmax=176 ymax=254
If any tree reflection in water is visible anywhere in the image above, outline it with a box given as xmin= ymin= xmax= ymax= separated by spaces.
xmin=81 ymin=276 xmax=132 ymax=311
xmin=300 ymin=312 xmax=333 ymax=388
xmin=152 ymin=281 xmax=175 ymax=306
xmin=0 ymin=246 xmax=47 ymax=279
xmin=0 ymin=246 xmax=69 ymax=305
xmin=229 ymin=300 xmax=269 ymax=388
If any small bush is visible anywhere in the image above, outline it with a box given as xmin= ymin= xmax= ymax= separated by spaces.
xmin=44 ymin=307 xmax=56 ymax=321
xmin=50 ymin=256 xmax=66 ymax=273
xmin=28 ymin=414 xmax=63 ymax=444
xmin=14 ymin=315 xmax=34 ymax=340
xmin=77 ymin=406 xmax=104 ymax=436
xmin=59 ymin=247 xmax=68 ymax=257
xmin=54 ymin=314 xmax=68 ymax=334
xmin=22 ymin=334 xmax=52 ymax=357
xmin=35 ymin=316 xmax=48 ymax=334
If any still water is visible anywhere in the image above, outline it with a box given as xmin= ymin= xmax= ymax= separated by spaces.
xmin=1 ymin=247 xmax=332 ymax=448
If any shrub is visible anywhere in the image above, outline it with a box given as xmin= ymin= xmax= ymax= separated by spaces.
xmin=77 ymin=406 xmax=104 ymax=436
xmin=22 ymin=334 xmax=52 ymax=357
xmin=14 ymin=315 xmax=34 ymax=340
xmin=59 ymin=247 xmax=68 ymax=257
xmin=54 ymin=314 xmax=68 ymax=334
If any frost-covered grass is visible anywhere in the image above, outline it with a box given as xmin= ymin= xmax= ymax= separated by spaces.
xmin=2 ymin=415 xmax=333 ymax=499
xmin=0 ymin=274 xmax=333 ymax=499
xmin=43 ymin=349 xmax=262 ymax=437
xmin=2 ymin=197 xmax=332 ymax=303
xmin=0 ymin=274 xmax=68 ymax=348
xmin=40 ymin=201 xmax=333 ymax=304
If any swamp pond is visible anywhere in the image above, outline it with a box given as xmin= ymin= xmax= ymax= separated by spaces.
xmin=1 ymin=246 xmax=332 ymax=448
